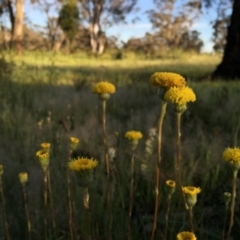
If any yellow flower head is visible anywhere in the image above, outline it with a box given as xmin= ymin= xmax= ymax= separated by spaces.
xmin=164 ymin=86 xmax=196 ymax=105
xmin=182 ymin=186 xmax=201 ymax=195
xmin=125 ymin=131 xmax=143 ymax=140
xmin=176 ymin=231 xmax=197 ymax=240
xmin=36 ymin=149 xmax=50 ymax=173
xmin=149 ymin=72 xmax=186 ymax=89
xmin=41 ymin=142 xmax=51 ymax=152
xmin=0 ymin=165 xmax=3 ymax=176
xmin=69 ymin=137 xmax=80 ymax=151
xmin=182 ymin=186 xmax=201 ymax=208
xmin=223 ymin=147 xmax=240 ymax=169
xmin=19 ymin=172 xmax=28 ymax=186
xmin=166 ymin=180 xmax=176 ymax=195
xmin=68 ymin=157 xmax=98 ymax=172
xmin=68 ymin=157 xmax=98 ymax=187
xmin=92 ymin=82 xmax=116 ymax=94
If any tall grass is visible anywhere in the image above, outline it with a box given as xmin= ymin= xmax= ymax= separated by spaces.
xmin=0 ymin=52 xmax=239 ymax=239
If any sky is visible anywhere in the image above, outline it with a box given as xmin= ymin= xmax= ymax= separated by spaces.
xmin=3 ymin=0 xmax=224 ymax=53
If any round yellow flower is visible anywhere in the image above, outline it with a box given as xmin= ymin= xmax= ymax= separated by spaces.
xmin=182 ymin=186 xmax=201 ymax=208
xmin=19 ymin=172 xmax=28 ymax=186
xmin=92 ymin=81 xmax=116 ymax=94
xmin=166 ymin=180 xmax=176 ymax=195
xmin=166 ymin=180 xmax=176 ymax=188
xmin=41 ymin=142 xmax=51 ymax=152
xmin=182 ymin=186 xmax=201 ymax=195
xmin=223 ymin=147 xmax=240 ymax=169
xmin=176 ymin=231 xmax=197 ymax=240
xmin=68 ymin=157 xmax=98 ymax=172
xmin=125 ymin=131 xmax=143 ymax=140
xmin=69 ymin=137 xmax=80 ymax=151
xmin=164 ymin=86 xmax=196 ymax=105
xmin=149 ymin=72 xmax=186 ymax=88
xmin=36 ymin=150 xmax=50 ymax=173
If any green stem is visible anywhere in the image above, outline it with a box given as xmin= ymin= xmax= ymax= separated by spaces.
xmin=102 ymin=100 xmax=110 ymax=176
xmin=102 ymin=100 xmax=111 ymax=239
xmin=226 ymin=169 xmax=238 ymax=240
xmin=0 ymin=176 xmax=10 ymax=240
xmin=47 ymin=170 xmax=57 ymax=239
xmin=23 ymin=186 xmax=31 ymax=240
xmin=222 ymin=202 xmax=229 ymax=240
xmin=151 ymin=101 xmax=167 ymax=240
xmin=128 ymin=151 xmax=135 ymax=238
xmin=83 ymin=187 xmax=91 ymax=240
xmin=176 ymin=112 xmax=192 ymax=231
xmin=164 ymin=195 xmax=171 ymax=240
xmin=67 ymin=169 xmax=73 ymax=240
xmin=43 ymin=172 xmax=48 ymax=240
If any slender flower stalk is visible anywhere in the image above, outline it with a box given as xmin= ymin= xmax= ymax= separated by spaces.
xmin=19 ymin=172 xmax=31 ymax=240
xmin=47 ymin=170 xmax=56 ymax=238
xmin=0 ymin=165 xmax=10 ymax=240
xmin=68 ymin=157 xmax=98 ymax=240
xmin=222 ymin=192 xmax=231 ymax=240
xmin=92 ymin=81 xmax=115 ymax=240
xmin=124 ymin=130 xmax=142 ymax=237
xmin=227 ymin=169 xmax=238 ymax=240
xmin=149 ymin=71 xmax=186 ymax=240
xmin=164 ymin=180 xmax=176 ymax=240
xmin=102 ymin=100 xmax=110 ymax=176
xmin=40 ymin=143 xmax=57 ymax=239
xmin=68 ymin=137 xmax=80 ymax=240
xmin=176 ymin=112 xmax=189 ymax=210
xmin=182 ymin=186 xmax=201 ymax=232
xmin=151 ymin=101 xmax=167 ymax=240
xmin=83 ymin=187 xmax=91 ymax=240
xmin=222 ymin=147 xmax=240 ymax=240
xmin=43 ymin=172 xmax=48 ymax=240
xmin=164 ymin=86 xmax=196 ymax=231
xmin=36 ymin=149 xmax=50 ymax=240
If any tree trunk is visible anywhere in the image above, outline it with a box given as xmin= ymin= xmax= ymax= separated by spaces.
xmin=212 ymin=0 xmax=240 ymax=79
xmin=12 ymin=0 xmax=24 ymax=54
xmin=89 ymin=0 xmax=105 ymax=55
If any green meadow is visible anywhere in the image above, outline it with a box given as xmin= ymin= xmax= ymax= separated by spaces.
xmin=0 ymin=51 xmax=239 ymax=240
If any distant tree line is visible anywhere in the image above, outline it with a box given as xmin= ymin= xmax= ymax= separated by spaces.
xmin=0 ymin=0 xmax=230 ymax=55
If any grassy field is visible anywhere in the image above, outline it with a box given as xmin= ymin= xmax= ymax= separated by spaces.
xmin=0 ymin=51 xmax=239 ymax=240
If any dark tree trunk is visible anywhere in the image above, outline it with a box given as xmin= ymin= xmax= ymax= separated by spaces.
xmin=212 ymin=0 xmax=240 ymax=79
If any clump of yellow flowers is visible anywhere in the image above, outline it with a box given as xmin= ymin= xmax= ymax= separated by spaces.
xmin=19 ymin=172 xmax=28 ymax=187
xmin=40 ymin=143 xmax=51 ymax=152
xmin=125 ymin=131 xmax=143 ymax=140
xmin=36 ymin=150 xmax=50 ymax=173
xmin=165 ymin=180 xmax=176 ymax=196
xmin=125 ymin=130 xmax=143 ymax=151
xmin=69 ymin=137 xmax=80 ymax=151
xmin=164 ymin=86 xmax=196 ymax=113
xmin=182 ymin=186 xmax=201 ymax=209
xmin=68 ymin=157 xmax=98 ymax=187
xmin=176 ymin=231 xmax=197 ymax=240
xmin=223 ymin=147 xmax=240 ymax=170
xmin=149 ymin=72 xmax=186 ymax=89
xmin=92 ymin=81 xmax=116 ymax=101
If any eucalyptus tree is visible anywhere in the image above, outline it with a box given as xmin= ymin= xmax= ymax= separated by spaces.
xmin=207 ymin=0 xmax=239 ymax=79
xmin=147 ymin=0 xmax=202 ymax=50
xmin=78 ymin=0 xmax=137 ymax=55
xmin=58 ymin=1 xmax=80 ymax=52
xmin=0 ymin=0 xmax=23 ymax=53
